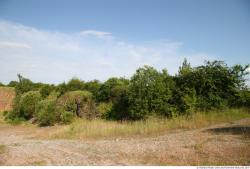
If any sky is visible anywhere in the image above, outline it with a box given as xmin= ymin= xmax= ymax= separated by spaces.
xmin=0 ymin=0 xmax=249 ymax=84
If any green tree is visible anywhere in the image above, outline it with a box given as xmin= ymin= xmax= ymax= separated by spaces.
xmin=84 ymin=80 xmax=102 ymax=100
xmin=15 ymin=74 xmax=34 ymax=95
xmin=128 ymin=65 xmax=173 ymax=119
xmin=8 ymin=81 xmax=18 ymax=87
xmin=173 ymin=59 xmax=197 ymax=114
xmin=106 ymin=84 xmax=130 ymax=120
xmin=40 ymin=84 xmax=55 ymax=98
xmin=67 ymin=78 xmax=85 ymax=91
xmin=98 ymin=77 xmax=129 ymax=102
xmin=18 ymin=91 xmax=42 ymax=119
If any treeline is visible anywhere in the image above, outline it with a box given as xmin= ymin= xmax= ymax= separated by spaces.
xmin=3 ymin=59 xmax=250 ymax=126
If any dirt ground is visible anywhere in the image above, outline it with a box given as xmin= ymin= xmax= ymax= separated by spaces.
xmin=0 ymin=87 xmax=15 ymax=112
xmin=0 ymin=118 xmax=250 ymax=166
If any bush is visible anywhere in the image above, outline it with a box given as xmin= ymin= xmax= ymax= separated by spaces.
xmin=96 ymin=102 xmax=113 ymax=118
xmin=128 ymin=66 xmax=173 ymax=119
xmin=15 ymin=74 xmax=35 ymax=95
xmin=107 ymin=85 xmax=130 ymax=120
xmin=171 ymin=87 xmax=197 ymax=115
xmin=35 ymin=98 xmax=58 ymax=126
xmin=39 ymin=84 xmax=55 ymax=98
xmin=57 ymin=90 xmax=96 ymax=119
xmin=18 ymin=91 xmax=42 ymax=119
xmin=60 ymin=111 xmax=74 ymax=124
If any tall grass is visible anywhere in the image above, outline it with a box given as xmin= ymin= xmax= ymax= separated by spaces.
xmin=50 ymin=108 xmax=250 ymax=140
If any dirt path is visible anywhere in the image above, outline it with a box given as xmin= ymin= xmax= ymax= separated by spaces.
xmin=0 ymin=119 xmax=250 ymax=165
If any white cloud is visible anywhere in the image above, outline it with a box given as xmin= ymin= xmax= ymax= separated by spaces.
xmin=0 ymin=41 xmax=31 ymax=49
xmin=80 ymin=30 xmax=112 ymax=39
xmin=0 ymin=20 xmax=214 ymax=84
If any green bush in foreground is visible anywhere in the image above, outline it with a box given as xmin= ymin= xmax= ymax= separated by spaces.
xmin=57 ymin=90 xmax=96 ymax=119
xmin=60 ymin=111 xmax=74 ymax=124
xmin=96 ymin=102 xmax=113 ymax=118
xmin=18 ymin=91 xmax=42 ymax=119
xmin=35 ymin=98 xmax=58 ymax=126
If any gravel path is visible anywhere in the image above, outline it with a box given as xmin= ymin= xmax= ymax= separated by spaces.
xmin=0 ymin=119 xmax=250 ymax=165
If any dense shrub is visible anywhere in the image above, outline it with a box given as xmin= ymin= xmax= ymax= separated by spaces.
xmin=175 ymin=60 xmax=249 ymax=111
xmin=5 ymin=91 xmax=42 ymax=121
xmin=96 ymin=102 xmax=113 ymax=118
xmin=35 ymin=98 xmax=58 ymax=126
xmin=18 ymin=91 xmax=42 ymax=119
xmin=107 ymin=85 xmax=130 ymax=120
xmin=84 ymin=80 xmax=102 ymax=101
xmin=128 ymin=66 xmax=174 ymax=119
xmin=98 ymin=77 xmax=129 ymax=102
xmin=67 ymin=78 xmax=85 ymax=91
xmin=60 ymin=111 xmax=74 ymax=124
xmin=8 ymin=81 xmax=18 ymax=87
xmin=4 ymin=60 xmax=250 ymax=125
xmin=39 ymin=84 xmax=55 ymax=98
xmin=171 ymin=87 xmax=197 ymax=115
xmin=232 ymin=89 xmax=250 ymax=107
xmin=15 ymin=74 xmax=35 ymax=95
xmin=57 ymin=90 xmax=96 ymax=119
xmin=55 ymin=78 xmax=85 ymax=96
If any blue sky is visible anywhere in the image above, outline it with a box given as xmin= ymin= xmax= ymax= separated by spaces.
xmin=0 ymin=0 xmax=249 ymax=84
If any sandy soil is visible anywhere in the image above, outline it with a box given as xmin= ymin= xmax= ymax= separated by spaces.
xmin=0 ymin=118 xmax=250 ymax=166
xmin=0 ymin=87 xmax=15 ymax=112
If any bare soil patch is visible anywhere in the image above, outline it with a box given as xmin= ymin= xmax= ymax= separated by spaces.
xmin=0 ymin=87 xmax=15 ymax=112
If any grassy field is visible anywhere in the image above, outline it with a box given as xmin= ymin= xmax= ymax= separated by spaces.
xmin=50 ymin=108 xmax=250 ymax=140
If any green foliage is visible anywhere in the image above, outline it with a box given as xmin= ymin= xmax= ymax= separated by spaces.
xmin=14 ymin=74 xmax=50 ymax=96
xmin=175 ymin=60 xmax=249 ymax=111
xmin=67 ymin=78 xmax=85 ymax=91
xmin=5 ymin=90 xmax=41 ymax=121
xmin=128 ymin=65 xmax=174 ymax=119
xmin=56 ymin=82 xmax=67 ymax=95
xmin=4 ymin=60 xmax=250 ymax=125
xmin=57 ymin=90 xmax=96 ymax=119
xmin=84 ymin=80 xmax=101 ymax=100
xmin=35 ymin=98 xmax=58 ymax=126
xmin=15 ymin=74 xmax=35 ymax=95
xmin=98 ymin=77 xmax=129 ymax=102
xmin=107 ymin=85 xmax=130 ymax=120
xmin=8 ymin=81 xmax=18 ymax=87
xmin=39 ymin=84 xmax=55 ymax=98
xmin=233 ymin=89 xmax=250 ymax=107
xmin=18 ymin=91 xmax=42 ymax=119
xmin=171 ymin=87 xmax=197 ymax=115
xmin=60 ymin=111 xmax=74 ymax=124
xmin=96 ymin=102 xmax=113 ymax=118
xmin=55 ymin=78 xmax=86 ymax=96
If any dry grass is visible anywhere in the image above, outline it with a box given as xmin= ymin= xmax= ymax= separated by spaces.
xmin=50 ymin=108 xmax=250 ymax=140
xmin=136 ymin=143 xmax=250 ymax=165
xmin=0 ymin=145 xmax=6 ymax=154
xmin=28 ymin=160 xmax=47 ymax=166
